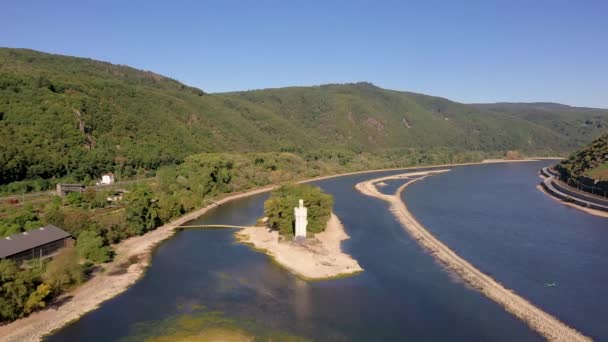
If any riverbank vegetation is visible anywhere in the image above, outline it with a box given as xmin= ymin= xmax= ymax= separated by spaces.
xmin=0 ymin=247 xmax=85 ymax=321
xmin=264 ymin=184 xmax=333 ymax=236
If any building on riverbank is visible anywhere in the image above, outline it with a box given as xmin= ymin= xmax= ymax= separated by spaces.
xmin=98 ymin=173 xmax=115 ymax=185
xmin=56 ymin=183 xmax=85 ymax=196
xmin=0 ymin=225 xmax=73 ymax=264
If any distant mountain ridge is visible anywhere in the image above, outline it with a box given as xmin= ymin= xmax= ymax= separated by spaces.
xmin=473 ymin=103 xmax=608 ymax=147
xmin=476 ymin=102 xmax=602 ymax=110
xmin=1 ymin=47 xmax=607 ymax=185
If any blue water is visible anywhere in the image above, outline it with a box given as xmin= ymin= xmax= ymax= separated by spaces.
xmin=49 ymin=161 xmax=607 ymax=341
xmin=404 ymin=161 xmax=608 ymax=340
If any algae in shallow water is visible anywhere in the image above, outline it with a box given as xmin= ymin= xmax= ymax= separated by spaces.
xmin=119 ymin=309 xmax=310 ymax=342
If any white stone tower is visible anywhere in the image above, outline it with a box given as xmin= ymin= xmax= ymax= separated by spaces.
xmin=294 ymin=199 xmax=308 ymax=239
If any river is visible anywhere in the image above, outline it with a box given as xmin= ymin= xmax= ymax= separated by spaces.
xmin=48 ymin=160 xmax=607 ymax=341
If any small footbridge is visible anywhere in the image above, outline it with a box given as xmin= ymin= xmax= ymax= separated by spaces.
xmin=177 ymin=224 xmax=252 ymax=229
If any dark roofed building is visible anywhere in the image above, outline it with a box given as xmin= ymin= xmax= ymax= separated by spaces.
xmin=0 ymin=225 xmax=73 ymax=264
xmin=56 ymin=183 xmax=86 ymax=196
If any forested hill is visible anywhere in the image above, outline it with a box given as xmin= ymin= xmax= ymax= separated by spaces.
xmin=473 ymin=103 xmax=608 ymax=147
xmin=557 ymin=133 xmax=608 ymax=181
xmin=220 ymin=85 xmax=589 ymax=154
xmin=1 ymin=48 xmax=607 ymax=186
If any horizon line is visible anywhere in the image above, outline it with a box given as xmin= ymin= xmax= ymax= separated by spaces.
xmin=4 ymin=45 xmax=607 ymax=110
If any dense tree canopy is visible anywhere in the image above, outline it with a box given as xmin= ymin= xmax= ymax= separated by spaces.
xmin=76 ymin=230 xmax=111 ymax=263
xmin=264 ymin=184 xmax=333 ymax=236
xmin=0 ymin=259 xmax=44 ymax=321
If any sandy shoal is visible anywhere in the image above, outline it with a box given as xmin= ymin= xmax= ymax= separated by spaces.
xmin=355 ymin=170 xmax=591 ymax=342
xmin=235 ymin=213 xmax=362 ymax=280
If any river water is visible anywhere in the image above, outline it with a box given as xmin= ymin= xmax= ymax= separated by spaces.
xmin=48 ymin=161 xmax=607 ymax=341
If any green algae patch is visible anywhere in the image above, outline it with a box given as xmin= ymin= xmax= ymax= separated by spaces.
xmin=147 ymin=327 xmax=252 ymax=342
xmin=120 ymin=309 xmax=310 ymax=342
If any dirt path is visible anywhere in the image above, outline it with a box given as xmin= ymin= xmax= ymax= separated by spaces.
xmin=355 ymin=170 xmax=591 ymax=342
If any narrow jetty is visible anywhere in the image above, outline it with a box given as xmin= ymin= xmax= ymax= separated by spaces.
xmin=178 ymin=224 xmax=251 ymax=229
xmin=356 ymin=170 xmax=591 ymax=342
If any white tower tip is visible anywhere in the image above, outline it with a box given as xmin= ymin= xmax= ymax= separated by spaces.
xmin=294 ymin=199 xmax=308 ymax=239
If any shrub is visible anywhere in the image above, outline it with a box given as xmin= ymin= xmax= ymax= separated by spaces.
xmin=24 ymin=283 xmax=51 ymax=314
xmin=76 ymin=230 xmax=111 ymax=263
xmin=42 ymin=247 xmax=84 ymax=292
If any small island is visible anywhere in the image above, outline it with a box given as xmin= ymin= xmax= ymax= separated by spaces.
xmin=236 ymin=184 xmax=363 ymax=280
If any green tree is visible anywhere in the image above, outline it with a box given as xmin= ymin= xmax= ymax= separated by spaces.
xmin=0 ymin=204 xmax=41 ymax=238
xmin=76 ymin=230 xmax=111 ymax=263
xmin=42 ymin=247 xmax=84 ymax=292
xmin=264 ymin=184 xmax=333 ymax=236
xmin=0 ymin=259 xmax=41 ymax=321
xmin=125 ymin=186 xmax=161 ymax=235
xmin=24 ymin=283 xmax=51 ymax=314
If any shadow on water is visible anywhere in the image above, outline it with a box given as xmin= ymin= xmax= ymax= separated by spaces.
xmin=46 ymin=164 xmax=577 ymax=341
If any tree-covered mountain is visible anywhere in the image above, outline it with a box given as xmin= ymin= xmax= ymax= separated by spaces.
xmin=222 ymin=85 xmax=592 ymax=154
xmin=473 ymin=103 xmax=608 ymax=147
xmin=1 ymin=48 xmax=607 ymax=186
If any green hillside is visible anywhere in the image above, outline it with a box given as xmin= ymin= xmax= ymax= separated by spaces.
xmin=2 ymin=48 xmax=607 ymax=188
xmin=223 ymin=84 xmax=586 ymax=154
xmin=0 ymin=48 xmax=317 ymax=185
xmin=557 ymin=133 xmax=608 ymax=181
xmin=473 ymin=103 xmax=608 ymax=147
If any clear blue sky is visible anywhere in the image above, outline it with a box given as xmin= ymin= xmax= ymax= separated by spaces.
xmin=2 ymin=1 xmax=607 ymax=107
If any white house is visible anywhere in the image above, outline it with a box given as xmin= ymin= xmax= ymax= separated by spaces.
xmin=100 ymin=173 xmax=115 ymax=185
